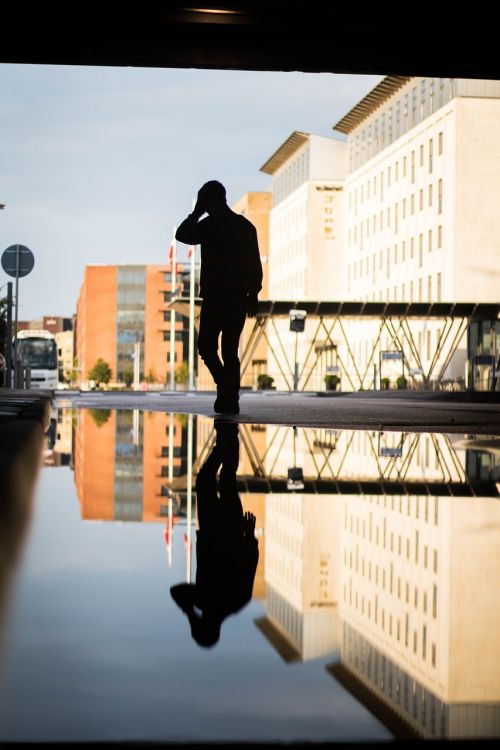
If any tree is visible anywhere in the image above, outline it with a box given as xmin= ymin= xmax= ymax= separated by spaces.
xmin=144 ymin=368 xmax=157 ymax=384
xmin=123 ymin=363 xmax=134 ymax=387
xmin=65 ymin=357 xmax=79 ymax=385
xmin=89 ymin=408 xmax=111 ymax=427
xmin=174 ymin=361 xmax=189 ymax=385
xmin=88 ymin=358 xmax=112 ymax=387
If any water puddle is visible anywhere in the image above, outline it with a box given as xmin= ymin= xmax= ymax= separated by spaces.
xmin=1 ymin=407 xmax=499 ymax=741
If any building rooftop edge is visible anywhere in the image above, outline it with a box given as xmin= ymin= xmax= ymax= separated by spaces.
xmin=332 ymin=75 xmax=413 ymax=135
xmin=259 ymin=130 xmax=310 ymax=175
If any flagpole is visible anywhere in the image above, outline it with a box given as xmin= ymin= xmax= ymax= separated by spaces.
xmin=167 ymin=411 xmax=174 ymax=566
xmin=188 ymin=243 xmax=196 ymax=391
xmin=169 ymin=226 xmax=177 ymax=391
xmin=186 ymin=412 xmax=193 ymax=583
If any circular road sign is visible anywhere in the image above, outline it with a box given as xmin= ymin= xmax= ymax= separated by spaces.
xmin=1 ymin=245 xmax=35 ymax=278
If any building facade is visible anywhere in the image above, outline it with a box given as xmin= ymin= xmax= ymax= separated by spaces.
xmin=260 ymin=132 xmax=347 ymax=389
xmin=76 ymin=264 xmax=190 ymax=387
xmin=333 ymin=76 xmax=500 ymax=386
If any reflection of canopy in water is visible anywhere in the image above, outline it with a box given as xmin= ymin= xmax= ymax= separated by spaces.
xmin=181 ymin=423 xmax=500 ymax=498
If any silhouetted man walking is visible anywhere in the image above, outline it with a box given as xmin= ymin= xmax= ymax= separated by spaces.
xmin=176 ymin=181 xmax=263 ymax=414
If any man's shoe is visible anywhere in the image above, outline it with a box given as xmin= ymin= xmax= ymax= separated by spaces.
xmin=214 ymin=380 xmax=239 ymax=414
xmin=214 ymin=400 xmax=239 ymax=415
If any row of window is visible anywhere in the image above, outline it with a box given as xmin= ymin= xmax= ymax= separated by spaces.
xmin=349 ymin=184 xmax=443 ymax=246
xmin=350 ymin=135 xmax=444 ymax=210
xmin=346 ymin=493 xmax=440 ymax=527
xmin=346 ymin=547 xmax=440 ymax=601
xmin=344 ymin=584 xmax=438 ymax=666
xmin=349 ymin=273 xmax=443 ymax=306
xmin=350 ymin=79 xmax=452 ymax=169
xmin=350 ymin=231 xmax=443 ymax=280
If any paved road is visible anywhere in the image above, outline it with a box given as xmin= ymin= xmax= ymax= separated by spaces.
xmin=55 ymin=389 xmax=500 ymax=435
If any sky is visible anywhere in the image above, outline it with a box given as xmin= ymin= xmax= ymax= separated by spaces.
xmin=0 ymin=64 xmax=384 ymax=320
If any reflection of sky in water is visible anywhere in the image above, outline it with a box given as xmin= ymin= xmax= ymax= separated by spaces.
xmin=0 ymin=467 xmax=391 ymax=742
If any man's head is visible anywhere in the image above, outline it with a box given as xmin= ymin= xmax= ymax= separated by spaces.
xmin=198 ymin=180 xmax=227 ymax=215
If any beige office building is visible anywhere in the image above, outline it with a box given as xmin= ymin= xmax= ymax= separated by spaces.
xmin=333 ymin=76 xmax=500 ymax=386
xmin=260 ymin=132 xmax=347 ymax=389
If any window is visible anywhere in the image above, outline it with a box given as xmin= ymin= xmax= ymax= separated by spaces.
xmin=420 ymin=144 xmax=424 ymax=167
xmin=438 ymin=225 xmax=443 ymax=247
xmin=419 ymin=189 xmax=423 ymax=210
xmin=419 ymin=235 xmax=423 ymax=267
xmin=428 ymin=183 xmax=433 ymax=206
xmin=437 ymin=272 xmax=442 ymax=301
xmin=403 ymin=155 xmax=407 ymax=177
xmin=438 ymin=179 xmax=443 ymax=213
xmin=438 ymin=131 xmax=443 ymax=154
xmin=429 ymin=138 xmax=433 ymax=172
xmin=411 ymin=194 xmax=415 ymax=214
xmin=402 ymin=198 xmax=406 ymax=218
xmin=411 ymin=150 xmax=415 ymax=182
xmin=428 ymin=229 xmax=432 ymax=251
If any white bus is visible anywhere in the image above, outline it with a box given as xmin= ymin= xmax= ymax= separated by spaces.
xmin=16 ymin=329 xmax=59 ymax=390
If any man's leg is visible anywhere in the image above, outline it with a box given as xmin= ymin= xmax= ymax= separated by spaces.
xmin=219 ymin=300 xmax=247 ymax=409
xmin=197 ymin=298 xmax=225 ymax=386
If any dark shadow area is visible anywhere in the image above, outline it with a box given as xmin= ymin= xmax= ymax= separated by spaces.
xmin=170 ymin=421 xmax=259 ymax=648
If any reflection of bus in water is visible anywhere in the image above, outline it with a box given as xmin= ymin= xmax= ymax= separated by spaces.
xmin=16 ymin=329 xmax=58 ymax=389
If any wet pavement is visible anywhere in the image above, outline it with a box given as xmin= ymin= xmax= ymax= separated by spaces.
xmin=57 ymin=389 xmax=500 ymax=435
xmin=1 ymin=405 xmax=500 ymax=742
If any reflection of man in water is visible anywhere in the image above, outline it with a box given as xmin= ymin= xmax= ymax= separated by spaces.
xmin=170 ymin=422 xmax=259 ymax=648
xmin=176 ymin=181 xmax=263 ymax=415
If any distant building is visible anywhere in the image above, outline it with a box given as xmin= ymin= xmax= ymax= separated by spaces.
xmin=76 ymin=264 xmax=194 ymax=387
xmin=260 ymin=131 xmax=347 ymax=388
xmin=17 ymin=315 xmax=73 ymax=334
xmin=55 ymin=329 xmax=74 ymax=380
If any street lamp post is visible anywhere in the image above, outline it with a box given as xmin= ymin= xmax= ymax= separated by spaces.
xmin=169 ymin=227 xmax=177 ymax=391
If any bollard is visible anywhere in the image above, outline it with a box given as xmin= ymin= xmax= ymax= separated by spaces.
xmin=15 ymin=358 xmax=23 ymax=389
xmin=24 ymin=367 xmax=31 ymax=389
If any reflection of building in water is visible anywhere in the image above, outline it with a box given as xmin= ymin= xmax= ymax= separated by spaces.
xmin=54 ymin=408 xmax=73 ymax=459
xmin=74 ymin=409 xmax=189 ymax=521
xmin=262 ymin=426 xmax=469 ymax=487
xmin=256 ymin=493 xmax=342 ymax=662
xmin=327 ymin=493 xmax=500 ymax=738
